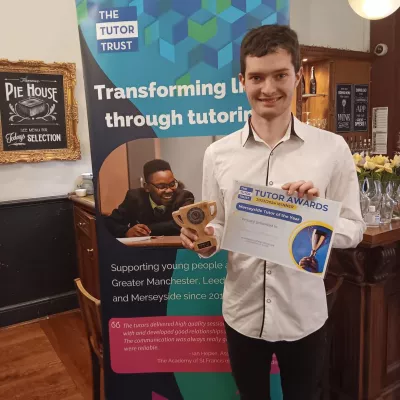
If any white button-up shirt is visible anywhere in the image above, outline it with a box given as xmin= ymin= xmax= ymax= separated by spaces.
xmin=202 ymin=115 xmax=365 ymax=342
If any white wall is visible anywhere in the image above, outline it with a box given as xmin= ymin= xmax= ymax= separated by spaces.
xmin=0 ymin=0 xmax=91 ymax=202
xmin=291 ymin=0 xmax=370 ymax=52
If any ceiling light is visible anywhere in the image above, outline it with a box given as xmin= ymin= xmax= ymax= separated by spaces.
xmin=348 ymin=0 xmax=400 ymax=20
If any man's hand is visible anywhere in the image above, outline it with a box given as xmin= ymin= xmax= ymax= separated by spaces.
xmin=180 ymin=226 xmax=216 ymax=257
xmin=282 ymin=181 xmax=320 ymax=199
xmin=126 ymin=224 xmax=151 ymax=237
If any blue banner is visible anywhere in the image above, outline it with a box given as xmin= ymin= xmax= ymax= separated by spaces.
xmin=75 ymin=0 xmax=289 ymax=398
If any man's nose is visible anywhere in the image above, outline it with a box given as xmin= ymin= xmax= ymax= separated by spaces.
xmin=261 ymin=78 xmax=275 ymax=95
xmin=165 ymin=187 xmax=174 ymax=193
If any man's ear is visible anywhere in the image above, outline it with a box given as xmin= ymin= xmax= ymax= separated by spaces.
xmin=143 ymin=183 xmax=150 ymax=193
xmin=239 ymin=73 xmax=245 ymax=91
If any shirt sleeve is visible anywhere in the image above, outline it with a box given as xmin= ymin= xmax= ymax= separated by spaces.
xmin=201 ymin=145 xmax=225 ymax=253
xmin=326 ymin=138 xmax=366 ymax=249
xmin=147 ymin=220 xmax=180 ymax=236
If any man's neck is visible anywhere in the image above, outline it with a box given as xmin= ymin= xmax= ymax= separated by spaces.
xmin=250 ymin=110 xmax=292 ymax=148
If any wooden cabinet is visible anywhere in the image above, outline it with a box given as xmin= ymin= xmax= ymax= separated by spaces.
xmin=71 ymin=195 xmax=100 ymax=299
xmin=329 ymin=222 xmax=400 ymax=400
xmin=295 ymin=45 xmax=372 ymax=147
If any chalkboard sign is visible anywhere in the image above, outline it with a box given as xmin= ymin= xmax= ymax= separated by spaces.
xmin=0 ymin=60 xmax=80 ymax=164
xmin=0 ymin=72 xmax=67 ymax=151
xmin=353 ymin=84 xmax=369 ymax=132
xmin=336 ymin=84 xmax=353 ymax=133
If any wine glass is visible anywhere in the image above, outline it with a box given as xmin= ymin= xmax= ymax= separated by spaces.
xmin=302 ymin=112 xmax=311 ymax=124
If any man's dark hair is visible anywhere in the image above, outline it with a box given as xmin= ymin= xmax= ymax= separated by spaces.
xmin=240 ymin=25 xmax=300 ymax=75
xmin=143 ymin=159 xmax=172 ymax=182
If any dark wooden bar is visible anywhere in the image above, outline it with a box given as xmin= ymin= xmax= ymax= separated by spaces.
xmin=69 ymin=195 xmax=99 ymax=299
xmin=329 ymin=222 xmax=400 ymax=400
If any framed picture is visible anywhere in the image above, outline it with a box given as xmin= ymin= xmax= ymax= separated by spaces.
xmin=0 ymin=59 xmax=81 ymax=163
xmin=335 ymin=84 xmax=353 ymax=133
xmin=353 ymin=84 xmax=369 ymax=132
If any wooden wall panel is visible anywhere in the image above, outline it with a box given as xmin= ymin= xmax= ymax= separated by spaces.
xmin=296 ymin=46 xmax=372 ymax=138
xmin=371 ymin=11 xmax=400 ymax=156
xmin=384 ymin=274 xmax=400 ymax=388
xmin=98 ymin=144 xmax=129 ymax=216
xmin=0 ymin=197 xmax=78 ymax=327
xmin=329 ymin=279 xmax=365 ymax=400
xmin=126 ymin=138 xmax=158 ymax=189
xmin=333 ymin=59 xmax=371 ymax=144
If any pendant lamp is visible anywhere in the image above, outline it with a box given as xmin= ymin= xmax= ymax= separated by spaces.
xmin=348 ymin=0 xmax=400 ymax=20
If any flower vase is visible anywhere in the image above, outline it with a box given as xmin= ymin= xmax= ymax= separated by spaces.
xmin=359 ymin=179 xmax=370 ymax=218
xmin=392 ymin=181 xmax=400 ymax=219
xmin=369 ymin=180 xmax=382 ymax=212
xmin=365 ymin=177 xmax=376 ymax=200
xmin=380 ymin=181 xmax=396 ymax=224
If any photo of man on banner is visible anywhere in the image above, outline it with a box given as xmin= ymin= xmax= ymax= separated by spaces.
xmin=104 ymin=159 xmax=195 ymax=238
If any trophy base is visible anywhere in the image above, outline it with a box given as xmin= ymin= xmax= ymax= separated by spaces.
xmin=194 ymin=236 xmax=217 ymax=252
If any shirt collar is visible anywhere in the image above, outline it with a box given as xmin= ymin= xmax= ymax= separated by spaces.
xmin=241 ymin=113 xmax=305 ymax=147
xmin=149 ymin=195 xmax=166 ymax=212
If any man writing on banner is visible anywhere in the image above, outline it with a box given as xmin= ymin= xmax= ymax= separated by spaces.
xmin=179 ymin=25 xmax=365 ymax=400
xmin=105 ymin=159 xmax=194 ymax=238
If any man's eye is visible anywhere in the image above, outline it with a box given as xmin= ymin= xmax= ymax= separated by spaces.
xmin=277 ymin=74 xmax=288 ymax=79
xmin=250 ymin=76 xmax=261 ymax=81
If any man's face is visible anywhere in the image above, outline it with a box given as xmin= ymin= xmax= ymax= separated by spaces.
xmin=239 ymin=48 xmax=302 ymax=120
xmin=145 ymin=170 xmax=178 ymax=206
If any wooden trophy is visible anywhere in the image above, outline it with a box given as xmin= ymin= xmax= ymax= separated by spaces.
xmin=172 ymin=201 xmax=217 ymax=251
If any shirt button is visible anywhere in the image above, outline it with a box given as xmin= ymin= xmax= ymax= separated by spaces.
xmin=267 ymin=270 xmax=272 ymax=275
xmin=269 ymin=181 xmax=273 ymax=185
xmin=267 ymin=299 xmax=272 ymax=303
xmin=270 ymin=152 xmax=274 ymax=156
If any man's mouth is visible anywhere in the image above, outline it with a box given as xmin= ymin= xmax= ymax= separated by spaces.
xmin=259 ymin=97 xmax=282 ymax=105
xmin=162 ymin=194 xmax=173 ymax=200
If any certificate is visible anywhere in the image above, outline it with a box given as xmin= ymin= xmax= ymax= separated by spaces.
xmin=221 ymin=181 xmax=342 ymax=278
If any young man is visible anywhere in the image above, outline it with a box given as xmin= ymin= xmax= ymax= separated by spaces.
xmin=104 ymin=159 xmax=194 ymax=238
xmin=180 ymin=25 xmax=365 ymax=399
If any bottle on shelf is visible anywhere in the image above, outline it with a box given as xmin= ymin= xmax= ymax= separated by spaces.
xmin=301 ymin=74 xmax=306 ymax=95
xmin=354 ymin=137 xmax=359 ymax=153
xmin=349 ymin=136 xmax=354 ymax=153
xmin=354 ymin=138 xmax=359 ymax=153
xmin=310 ymin=66 xmax=317 ymax=95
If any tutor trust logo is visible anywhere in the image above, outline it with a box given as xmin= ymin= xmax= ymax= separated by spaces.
xmin=96 ymin=7 xmax=138 ymax=53
xmin=238 ymin=185 xmax=253 ymax=201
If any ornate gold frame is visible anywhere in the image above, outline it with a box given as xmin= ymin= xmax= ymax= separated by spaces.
xmin=0 ymin=59 xmax=81 ymax=163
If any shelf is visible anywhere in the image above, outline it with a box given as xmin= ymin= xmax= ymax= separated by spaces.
xmin=302 ymin=94 xmax=328 ymax=98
